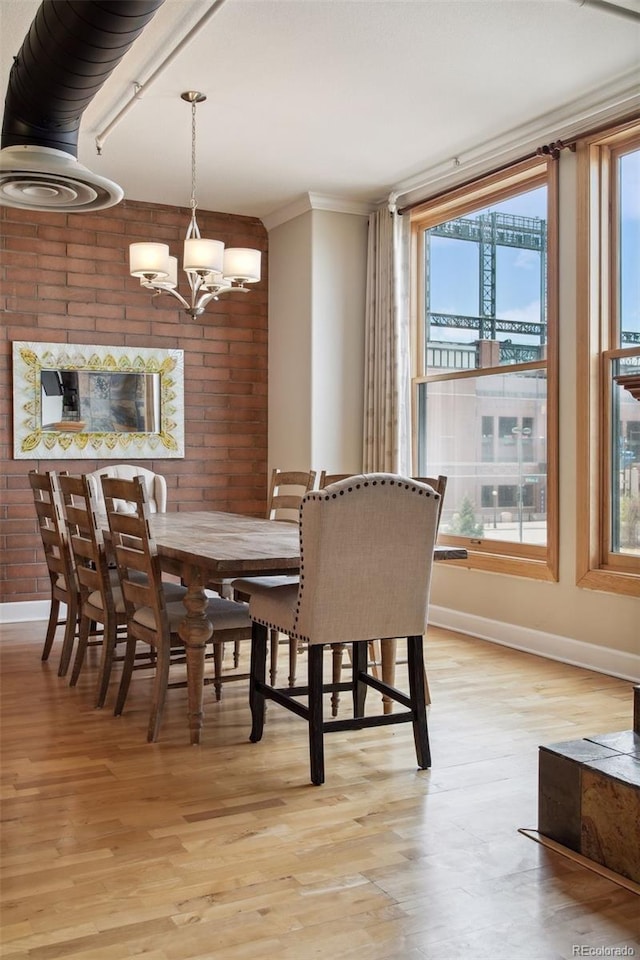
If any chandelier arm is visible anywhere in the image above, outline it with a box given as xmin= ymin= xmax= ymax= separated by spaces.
xmin=150 ymin=285 xmax=191 ymax=310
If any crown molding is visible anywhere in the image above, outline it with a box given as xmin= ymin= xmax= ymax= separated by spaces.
xmin=394 ymin=69 xmax=640 ymax=209
xmin=262 ymin=192 xmax=373 ymax=231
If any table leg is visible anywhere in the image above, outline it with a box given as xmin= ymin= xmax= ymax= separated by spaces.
xmin=178 ymin=570 xmax=213 ymax=744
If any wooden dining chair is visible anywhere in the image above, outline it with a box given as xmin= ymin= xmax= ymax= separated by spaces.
xmin=28 ymin=470 xmax=80 ymax=677
xmin=327 ymin=474 xmax=448 ymax=714
xmin=60 ymin=474 xmax=186 ymax=708
xmin=317 ymin=472 xmax=353 ymax=488
xmin=241 ymin=473 xmax=441 ymax=785
xmin=59 ymin=473 xmax=129 ymax=707
xmin=378 ymin=475 xmax=448 ymax=712
xmin=101 ymin=476 xmax=253 ymax=742
xmin=317 ymin=472 xmax=362 ymax=714
xmin=229 ymin=467 xmax=316 ymax=685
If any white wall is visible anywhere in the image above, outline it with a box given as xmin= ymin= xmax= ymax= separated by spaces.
xmin=310 ymin=209 xmax=367 ymax=473
xmin=267 ymin=211 xmax=313 ymax=472
xmin=267 ymin=180 xmax=639 ymax=683
xmin=268 ymin=207 xmax=368 ymax=477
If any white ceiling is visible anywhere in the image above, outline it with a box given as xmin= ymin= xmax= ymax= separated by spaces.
xmin=1 ymin=0 xmax=639 ymax=224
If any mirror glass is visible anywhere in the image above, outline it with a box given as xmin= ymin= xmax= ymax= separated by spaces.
xmin=13 ymin=341 xmax=184 ymax=459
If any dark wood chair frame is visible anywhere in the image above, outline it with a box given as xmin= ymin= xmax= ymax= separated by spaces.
xmin=249 ymin=625 xmax=431 ymax=786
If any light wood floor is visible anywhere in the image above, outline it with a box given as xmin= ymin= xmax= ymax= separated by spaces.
xmin=1 ymin=621 xmax=638 ymax=960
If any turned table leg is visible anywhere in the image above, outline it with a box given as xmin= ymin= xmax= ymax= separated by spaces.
xmin=178 ymin=570 xmax=213 ymax=745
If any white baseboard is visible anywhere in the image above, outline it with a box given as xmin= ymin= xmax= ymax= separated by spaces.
xmin=429 ymin=605 xmax=640 ymax=684
xmin=0 ymin=600 xmax=58 ymax=625
xmin=1 ymin=600 xmax=638 ymax=683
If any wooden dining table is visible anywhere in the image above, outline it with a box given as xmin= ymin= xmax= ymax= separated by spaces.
xmin=147 ymin=510 xmax=468 ymax=744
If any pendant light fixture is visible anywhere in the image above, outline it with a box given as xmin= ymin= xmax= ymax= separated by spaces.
xmin=129 ymin=91 xmax=261 ymax=318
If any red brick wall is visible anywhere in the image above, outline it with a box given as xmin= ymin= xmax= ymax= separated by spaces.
xmin=0 ymin=198 xmax=268 ymax=605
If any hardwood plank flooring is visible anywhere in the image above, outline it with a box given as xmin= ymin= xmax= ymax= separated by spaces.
xmin=0 ymin=622 xmax=638 ymax=959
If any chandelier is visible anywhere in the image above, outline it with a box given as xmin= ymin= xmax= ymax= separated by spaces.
xmin=129 ymin=91 xmax=261 ymax=319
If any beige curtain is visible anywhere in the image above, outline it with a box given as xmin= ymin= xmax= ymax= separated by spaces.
xmin=362 ymin=201 xmax=411 ymax=473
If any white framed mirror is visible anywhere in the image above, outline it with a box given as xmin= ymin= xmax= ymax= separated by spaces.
xmin=13 ymin=341 xmax=184 ymax=459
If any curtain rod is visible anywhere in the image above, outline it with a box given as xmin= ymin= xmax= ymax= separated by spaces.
xmin=397 ymin=112 xmax=638 ymax=216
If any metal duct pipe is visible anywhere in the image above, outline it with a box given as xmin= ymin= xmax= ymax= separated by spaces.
xmin=0 ymin=0 xmax=165 ymax=211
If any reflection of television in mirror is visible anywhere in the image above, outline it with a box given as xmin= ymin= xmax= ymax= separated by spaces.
xmin=40 ymin=370 xmax=63 ymax=396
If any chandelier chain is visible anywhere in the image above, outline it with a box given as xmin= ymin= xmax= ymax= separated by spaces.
xmin=190 ymin=99 xmax=198 ymax=223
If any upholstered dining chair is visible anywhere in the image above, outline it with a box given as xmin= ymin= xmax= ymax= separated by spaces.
xmin=85 ymin=463 xmax=167 ymax=515
xmin=234 ymin=473 xmax=441 ymax=785
xmin=28 ymin=470 xmax=79 ymax=677
xmin=59 ymin=474 xmax=186 ymax=709
xmin=101 ymin=475 xmax=253 ymax=742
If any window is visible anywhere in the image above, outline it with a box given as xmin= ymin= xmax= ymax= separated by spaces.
xmin=577 ymin=121 xmax=640 ymax=595
xmin=411 ymin=157 xmax=557 ymax=579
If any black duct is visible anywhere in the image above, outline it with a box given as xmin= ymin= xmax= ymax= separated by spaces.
xmin=0 ymin=0 xmax=165 ymax=211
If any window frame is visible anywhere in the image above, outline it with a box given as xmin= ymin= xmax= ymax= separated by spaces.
xmin=410 ymin=156 xmax=559 ymax=581
xmin=576 ymin=120 xmax=640 ymax=596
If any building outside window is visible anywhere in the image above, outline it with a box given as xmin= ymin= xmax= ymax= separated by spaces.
xmin=411 ymin=157 xmax=558 ymax=579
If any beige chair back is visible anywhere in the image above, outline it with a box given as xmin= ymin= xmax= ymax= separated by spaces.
xmin=293 ymin=474 xmax=440 ymax=646
xmin=85 ymin=464 xmax=167 ymax=515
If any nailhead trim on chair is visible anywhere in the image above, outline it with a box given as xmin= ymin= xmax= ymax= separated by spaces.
xmin=252 ymin=476 xmax=439 ymax=644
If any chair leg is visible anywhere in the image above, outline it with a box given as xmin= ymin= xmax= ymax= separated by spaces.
xmin=94 ymin=613 xmax=117 ymax=709
xmin=69 ymin=614 xmax=91 ymax=687
xmin=368 ymin=639 xmax=382 ymax=680
xmin=308 ymin=644 xmax=325 ymax=786
xmin=423 ymin=664 xmax=431 ymax=707
xmin=352 ymin=640 xmax=368 ymax=718
xmin=233 ymin=640 xmax=241 ymax=668
xmin=147 ymin=641 xmax=171 ymax=743
xmin=42 ymin=595 xmax=60 ymax=662
xmin=114 ymin=635 xmax=137 ymax=717
xmin=213 ymin=642 xmax=223 ymax=701
xmin=331 ymin=643 xmax=345 ymax=716
xmin=380 ymin=638 xmax=397 ymax=715
xmin=250 ymin=622 xmax=268 ymax=743
xmin=407 ymin=635 xmax=431 ymax=769
xmin=288 ymin=635 xmax=297 ymax=686
xmin=269 ymin=629 xmax=279 ymax=685
xmin=58 ymin=594 xmax=79 ymax=678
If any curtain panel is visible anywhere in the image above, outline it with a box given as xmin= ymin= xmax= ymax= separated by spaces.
xmin=362 ymin=202 xmax=411 ymax=474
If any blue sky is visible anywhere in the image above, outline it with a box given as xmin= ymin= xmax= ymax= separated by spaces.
xmin=428 ymin=186 xmax=547 ymax=345
xmin=428 ymin=152 xmax=639 ymax=344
